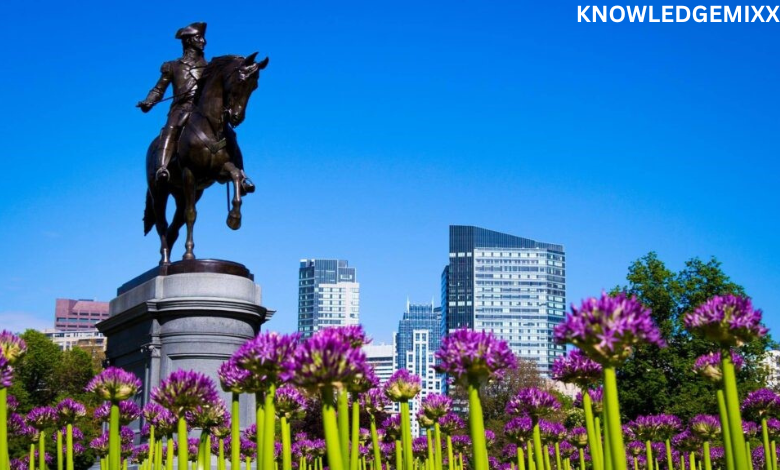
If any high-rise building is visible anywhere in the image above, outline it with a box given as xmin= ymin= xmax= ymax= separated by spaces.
xmin=403 ymin=328 xmax=443 ymax=436
xmin=54 ymin=298 xmax=109 ymax=331
xmin=298 ymin=259 xmax=360 ymax=338
xmin=441 ymin=225 xmax=566 ymax=373
xmin=363 ymin=342 xmax=396 ymax=384
xmin=396 ymin=300 xmax=441 ymax=373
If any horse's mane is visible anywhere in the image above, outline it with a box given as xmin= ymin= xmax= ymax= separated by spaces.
xmin=194 ymin=55 xmax=242 ymax=104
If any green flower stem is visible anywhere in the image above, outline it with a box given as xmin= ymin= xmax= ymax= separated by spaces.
xmin=177 ymin=417 xmax=189 ymax=470
xmin=645 ymin=441 xmax=653 ymax=470
xmin=66 ymin=424 xmax=74 ymax=470
xmin=369 ymin=418 xmax=381 ymax=470
xmin=0 ymin=388 xmax=7 ymax=470
xmin=338 ymin=391 xmax=350 ymax=470
xmin=467 ymin=383 xmax=489 ymax=470
xmin=148 ymin=426 xmax=155 ymax=470
xmin=205 ymin=434 xmax=212 ymax=470
xmin=579 ymin=449 xmax=586 ymax=470
xmin=716 ymin=389 xmax=735 ymax=470
xmin=747 ymin=442 xmax=754 ymax=470
xmin=543 ymin=445 xmax=552 ymax=470
xmin=245 ymin=457 xmax=251 ymax=470
xmin=218 ymin=438 xmax=225 ymax=470
xmin=400 ymin=401 xmax=415 ymax=470
xmin=555 ymin=442 xmax=562 ymax=470
xmin=604 ymin=414 xmax=612 ymax=470
xmin=633 ymin=457 xmax=638 ymax=470
xmin=446 ymin=435 xmax=454 ymax=470
xmin=394 ymin=440 xmax=402 ymax=470
xmin=256 ymin=393 xmax=266 ymax=469
xmin=582 ymin=393 xmax=603 ymax=470
xmin=721 ymin=354 xmax=748 ymax=470
xmin=281 ymin=416 xmax=292 ymax=470
xmin=196 ymin=433 xmax=205 ymax=470
xmin=528 ymin=437 xmax=535 ymax=470
xmin=679 ymin=456 xmax=684 ymax=470
xmin=264 ymin=385 xmax=277 ymax=470
xmin=322 ymin=386 xmax=345 ymax=470
xmin=689 ymin=452 xmax=695 ymax=470
xmin=38 ymin=431 xmax=46 ymax=470
xmin=532 ymin=421 xmax=545 ymax=470
xmin=603 ymin=367 xmax=626 ymax=470
xmin=664 ymin=439 xmax=673 ymax=470
xmin=109 ymin=403 xmax=120 ymax=470
xmin=771 ymin=441 xmax=777 ymax=470
xmin=763 ymin=419 xmax=772 ymax=470
xmin=166 ymin=438 xmax=174 ymax=470
xmin=427 ymin=431 xmax=435 ymax=470
xmin=595 ymin=416 xmax=605 ymax=470
xmin=517 ymin=445 xmax=527 ymax=470
xmin=434 ymin=423 xmax=443 ymax=470
xmin=702 ymin=441 xmax=712 ymax=470
xmin=56 ymin=430 xmax=63 ymax=470
xmin=232 ymin=394 xmax=240 ymax=470
xmin=28 ymin=444 xmax=34 ymax=470
xmin=350 ymin=398 xmax=360 ymax=470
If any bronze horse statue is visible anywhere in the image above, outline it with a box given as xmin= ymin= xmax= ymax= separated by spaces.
xmin=143 ymin=53 xmax=268 ymax=264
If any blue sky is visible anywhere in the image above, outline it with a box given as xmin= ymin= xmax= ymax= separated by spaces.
xmin=0 ymin=0 xmax=777 ymax=344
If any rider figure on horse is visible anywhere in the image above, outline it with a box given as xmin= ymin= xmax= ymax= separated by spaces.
xmin=137 ymin=22 xmax=255 ymax=194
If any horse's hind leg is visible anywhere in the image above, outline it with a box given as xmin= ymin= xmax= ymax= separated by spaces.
xmin=182 ymin=167 xmax=197 ymax=260
xmin=223 ymin=162 xmax=243 ymax=230
xmin=153 ymin=188 xmax=171 ymax=265
xmin=166 ymin=193 xmax=186 ymax=255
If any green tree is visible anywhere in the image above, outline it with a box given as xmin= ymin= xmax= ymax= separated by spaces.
xmin=614 ymin=252 xmax=773 ymax=421
xmin=9 ymin=329 xmax=64 ymax=410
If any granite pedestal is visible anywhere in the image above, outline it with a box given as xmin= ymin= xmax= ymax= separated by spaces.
xmin=97 ymin=260 xmax=272 ymax=431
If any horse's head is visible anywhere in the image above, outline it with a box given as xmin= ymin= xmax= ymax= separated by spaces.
xmin=224 ymin=52 xmax=269 ymax=128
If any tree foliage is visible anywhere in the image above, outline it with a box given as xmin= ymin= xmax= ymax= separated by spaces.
xmin=613 ymin=252 xmax=773 ymax=421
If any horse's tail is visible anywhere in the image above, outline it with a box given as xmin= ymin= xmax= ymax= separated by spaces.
xmin=143 ymin=189 xmax=155 ymax=236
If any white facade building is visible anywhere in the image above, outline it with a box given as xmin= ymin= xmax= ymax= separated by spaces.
xmin=298 ymin=259 xmax=360 ymax=338
xmin=364 ymin=342 xmax=396 ymax=384
xmin=404 ymin=329 xmax=443 ymax=436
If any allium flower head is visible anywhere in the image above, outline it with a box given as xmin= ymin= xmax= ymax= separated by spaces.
xmin=94 ymin=402 xmax=110 ymax=423
xmin=767 ymin=418 xmax=780 ymax=440
xmin=506 ymin=387 xmax=560 ymax=419
xmin=185 ymin=399 xmax=227 ymax=429
xmin=450 ymin=435 xmax=472 ymax=453
xmin=570 ymin=427 xmax=589 ymax=448
xmin=151 ymin=369 xmax=219 ymax=416
xmin=274 ymin=384 xmax=307 ymax=419
xmin=85 ymin=367 xmax=141 ymax=402
xmin=0 ymin=356 xmax=13 ymax=388
xmin=90 ymin=434 xmax=109 ymax=456
xmin=539 ymin=420 xmax=567 ymax=443
xmin=142 ymin=402 xmax=165 ymax=423
xmin=334 ymin=325 xmax=371 ymax=348
xmin=742 ymin=388 xmax=780 ymax=419
xmin=627 ymin=441 xmax=645 ymax=457
xmin=27 ymin=406 xmax=58 ymax=430
xmin=0 ymin=331 xmax=27 ymax=364
xmin=485 ymin=429 xmax=496 ymax=447
xmin=693 ymin=351 xmax=745 ymax=383
xmin=422 ymin=393 xmax=452 ymax=421
xmin=120 ymin=426 xmax=135 ymax=444
xmin=217 ymin=358 xmax=257 ymax=394
xmin=416 ymin=408 xmax=434 ymax=428
xmin=743 ymin=420 xmax=760 ymax=437
xmin=118 ymin=400 xmax=141 ymax=424
xmin=672 ymin=430 xmax=700 ymax=452
xmin=348 ymin=364 xmax=379 ymax=393
xmin=551 ymin=349 xmax=602 ymax=387
xmin=382 ymin=414 xmax=401 ymax=440
xmin=360 ymin=388 xmax=390 ymax=416
xmin=56 ymin=399 xmax=86 ymax=424
xmin=234 ymin=332 xmax=300 ymax=385
xmin=690 ymin=415 xmax=721 ymax=440
xmin=504 ymin=416 xmax=533 ymax=444
xmin=554 ymin=292 xmax=665 ymax=366
xmin=239 ymin=437 xmax=256 ymax=459
xmin=8 ymin=413 xmax=26 ymax=434
xmin=154 ymin=409 xmax=177 ymax=436
xmin=7 ymin=394 xmax=19 ymax=412
xmin=384 ymin=369 xmax=422 ymax=401
xmin=439 ymin=413 xmax=465 ymax=435
xmin=435 ymin=329 xmax=517 ymax=386
xmin=630 ymin=416 xmax=659 ymax=441
xmin=683 ymin=295 xmax=768 ymax=347
xmin=292 ymin=327 xmax=369 ymax=393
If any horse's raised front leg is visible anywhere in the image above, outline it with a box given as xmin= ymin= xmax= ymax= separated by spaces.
xmin=223 ymin=162 xmax=243 ymax=230
xmin=182 ymin=167 xmax=197 ymax=260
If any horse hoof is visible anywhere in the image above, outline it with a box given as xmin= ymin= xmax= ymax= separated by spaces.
xmin=183 ymin=253 xmax=195 ymax=261
xmin=227 ymin=214 xmax=242 ymax=230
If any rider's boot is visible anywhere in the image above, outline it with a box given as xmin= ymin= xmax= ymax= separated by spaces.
xmin=156 ymin=128 xmax=177 ymax=182
xmin=240 ymin=170 xmax=256 ymax=195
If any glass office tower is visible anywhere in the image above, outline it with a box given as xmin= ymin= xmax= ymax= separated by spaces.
xmin=298 ymin=259 xmax=360 ymax=338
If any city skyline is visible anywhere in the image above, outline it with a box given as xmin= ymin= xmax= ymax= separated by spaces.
xmin=0 ymin=2 xmax=778 ymax=346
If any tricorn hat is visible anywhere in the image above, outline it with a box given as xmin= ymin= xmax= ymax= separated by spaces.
xmin=175 ymin=22 xmax=207 ymax=39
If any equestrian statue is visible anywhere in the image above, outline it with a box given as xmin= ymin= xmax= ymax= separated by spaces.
xmin=138 ymin=22 xmax=268 ymax=265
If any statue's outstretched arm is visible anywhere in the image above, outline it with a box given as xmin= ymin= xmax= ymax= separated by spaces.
xmin=137 ymin=62 xmax=173 ymax=112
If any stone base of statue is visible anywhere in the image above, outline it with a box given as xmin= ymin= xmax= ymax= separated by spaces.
xmin=97 ymin=259 xmax=273 ymax=430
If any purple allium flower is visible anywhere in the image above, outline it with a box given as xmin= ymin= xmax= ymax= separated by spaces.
xmin=52 ymin=426 xmax=83 ymax=443
xmin=27 ymin=406 xmax=58 ymax=430
xmin=360 ymin=388 xmax=390 ymax=416
xmin=239 ymin=437 xmax=256 ymax=459
xmin=120 ymin=426 xmax=135 ymax=444
xmin=0 ymin=330 xmax=27 ymax=364
xmin=435 ymin=329 xmax=517 ymax=386
xmin=242 ymin=423 xmax=257 ymax=441
xmin=292 ymin=327 xmax=369 ymax=393
xmin=218 ymin=358 xmax=263 ymax=394
xmin=450 ymin=435 xmax=472 ymax=453
xmin=348 ymin=364 xmax=379 ymax=393
xmin=211 ymin=414 xmax=231 ymax=438
xmin=379 ymin=442 xmax=395 ymax=457
xmin=416 ymin=407 xmax=434 ymax=428
xmin=672 ymin=430 xmax=700 ymax=452
xmin=630 ymin=416 xmax=658 ymax=441
xmin=570 ymin=426 xmax=589 ymax=448
xmin=71 ymin=443 xmax=86 ymax=456
xmin=439 ymin=412 xmax=465 ymax=436
xmin=742 ymin=388 xmax=780 ymax=418
xmin=485 ymin=429 xmax=496 ymax=447
xmin=384 ymin=369 xmax=422 ymax=401
xmin=554 ymin=292 xmax=665 ymax=366
xmin=767 ymin=418 xmax=780 ymax=440
xmin=187 ymin=438 xmax=199 ymax=461
xmin=412 ymin=436 xmax=428 ymax=458
xmin=693 ymin=350 xmax=745 ymax=383
xmin=86 ymin=367 xmax=142 ymax=402
xmin=506 ymin=387 xmax=560 ymax=419
xmin=551 ymin=349 xmax=602 ymax=387
xmin=152 ymin=408 xmax=177 ymax=435
xmin=118 ymin=400 xmax=141 ymax=424
xmin=185 ymin=399 xmax=227 ymax=428
xmin=274 ymin=384 xmax=307 ymax=420
xmin=7 ymin=394 xmax=18 ymax=412
xmin=753 ymin=445 xmax=767 ymax=469
xmin=9 ymin=458 xmax=25 ymax=470
xmin=134 ymin=444 xmax=150 ymax=461
xmin=142 ymin=402 xmax=164 ymax=424
xmin=334 ymin=325 xmax=372 ymax=348
xmin=358 ymin=427 xmax=371 ymax=444
xmin=683 ymin=295 xmax=768 ymax=347
xmin=653 ymin=414 xmax=682 ymax=439
xmin=0 ymin=356 xmax=13 ymax=388
xmin=55 ymin=399 xmax=86 ymax=424
xmin=90 ymin=434 xmax=109 ymax=456
xmin=382 ymin=414 xmax=401 ymax=440
xmin=234 ymin=332 xmax=300 ymax=386
xmin=422 ymin=393 xmax=452 ymax=421
xmin=94 ymin=402 xmax=110 ymax=422
xmin=8 ymin=413 xmax=26 ymax=434
xmin=539 ymin=420 xmax=567 ymax=443
xmin=743 ymin=420 xmax=760 ymax=437
xmin=690 ymin=415 xmax=721 ymax=440
xmin=151 ymin=369 xmax=219 ymax=416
